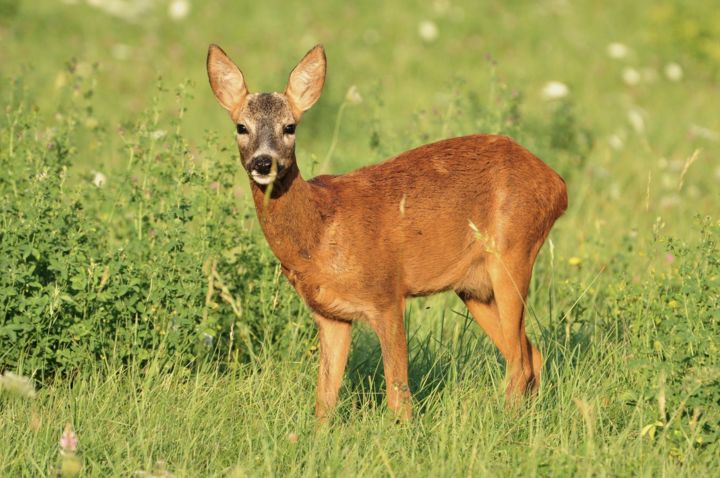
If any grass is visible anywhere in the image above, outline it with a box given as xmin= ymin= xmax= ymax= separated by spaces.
xmin=1 ymin=0 xmax=720 ymax=476
xmin=2 ymin=316 xmax=706 ymax=477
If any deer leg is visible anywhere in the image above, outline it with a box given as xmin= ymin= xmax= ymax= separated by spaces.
xmin=461 ymin=295 xmax=542 ymax=386
xmin=490 ymin=258 xmax=542 ymax=400
xmin=461 ymin=296 xmax=510 ymax=357
xmin=368 ymin=302 xmax=412 ymax=420
xmin=314 ymin=313 xmax=352 ymax=421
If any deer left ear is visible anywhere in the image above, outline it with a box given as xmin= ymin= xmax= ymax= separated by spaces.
xmin=285 ymin=45 xmax=326 ymax=120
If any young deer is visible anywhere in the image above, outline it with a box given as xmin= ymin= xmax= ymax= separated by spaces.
xmin=207 ymin=44 xmax=567 ymax=420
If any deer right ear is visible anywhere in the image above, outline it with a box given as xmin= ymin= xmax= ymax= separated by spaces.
xmin=207 ymin=44 xmax=249 ymax=112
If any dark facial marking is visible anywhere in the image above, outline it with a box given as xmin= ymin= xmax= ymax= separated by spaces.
xmin=239 ymin=93 xmax=296 ymax=178
xmin=247 ymin=93 xmax=288 ymax=116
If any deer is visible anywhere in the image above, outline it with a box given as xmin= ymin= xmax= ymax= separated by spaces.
xmin=206 ymin=44 xmax=568 ymax=421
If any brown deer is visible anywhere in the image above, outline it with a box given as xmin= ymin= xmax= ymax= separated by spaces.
xmin=206 ymin=44 xmax=567 ymax=420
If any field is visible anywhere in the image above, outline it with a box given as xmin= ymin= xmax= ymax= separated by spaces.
xmin=1 ymin=0 xmax=719 ymax=476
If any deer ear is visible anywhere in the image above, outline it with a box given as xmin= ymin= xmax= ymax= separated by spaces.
xmin=207 ymin=44 xmax=249 ymax=112
xmin=285 ymin=45 xmax=326 ymax=120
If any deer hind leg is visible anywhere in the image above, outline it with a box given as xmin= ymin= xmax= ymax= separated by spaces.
xmin=314 ymin=313 xmax=353 ymax=421
xmin=463 ymin=293 xmax=542 ymax=399
xmin=486 ymin=255 xmax=542 ymax=400
xmin=460 ymin=295 xmax=510 ymax=358
xmin=367 ymin=301 xmax=412 ymax=420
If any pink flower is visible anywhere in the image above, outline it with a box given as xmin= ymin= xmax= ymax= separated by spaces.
xmin=59 ymin=423 xmax=78 ymax=453
xmin=665 ymin=253 xmax=675 ymax=264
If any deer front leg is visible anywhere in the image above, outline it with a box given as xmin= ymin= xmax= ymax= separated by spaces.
xmin=314 ymin=313 xmax=352 ymax=421
xmin=369 ymin=303 xmax=412 ymax=420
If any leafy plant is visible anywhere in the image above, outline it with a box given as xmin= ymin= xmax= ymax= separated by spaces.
xmin=0 ymin=73 xmax=310 ymax=379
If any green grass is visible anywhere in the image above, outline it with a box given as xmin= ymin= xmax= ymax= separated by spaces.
xmin=3 ymin=292 xmax=719 ymax=476
xmin=1 ymin=0 xmax=720 ymax=476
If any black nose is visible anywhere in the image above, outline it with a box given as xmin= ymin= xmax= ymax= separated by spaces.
xmin=252 ymin=155 xmax=273 ymax=175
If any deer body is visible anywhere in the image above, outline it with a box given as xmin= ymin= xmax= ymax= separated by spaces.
xmin=207 ymin=45 xmax=567 ymax=420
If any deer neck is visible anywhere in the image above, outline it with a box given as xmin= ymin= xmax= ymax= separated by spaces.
xmin=250 ymin=162 xmax=325 ymax=269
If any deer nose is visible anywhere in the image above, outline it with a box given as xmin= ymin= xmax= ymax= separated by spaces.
xmin=251 ymin=154 xmax=273 ymax=175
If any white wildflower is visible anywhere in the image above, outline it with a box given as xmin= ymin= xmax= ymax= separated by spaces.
xmin=664 ymin=62 xmax=683 ymax=82
xmin=418 ymin=20 xmax=439 ymax=42
xmin=0 ymin=371 xmax=36 ymax=399
xmin=622 ymin=67 xmax=641 ymax=86
xmin=150 ymin=130 xmax=167 ymax=140
xmin=168 ymin=0 xmax=190 ymax=21
xmin=92 ymin=171 xmax=107 ymax=187
xmin=606 ymin=42 xmax=629 ymax=59
xmin=345 ymin=85 xmax=362 ymax=105
xmin=541 ymin=81 xmax=569 ymax=100
xmin=87 ymin=0 xmax=149 ymax=21
xmin=627 ymin=109 xmax=645 ymax=133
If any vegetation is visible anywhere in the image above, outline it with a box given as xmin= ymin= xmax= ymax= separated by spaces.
xmin=1 ymin=0 xmax=718 ymax=475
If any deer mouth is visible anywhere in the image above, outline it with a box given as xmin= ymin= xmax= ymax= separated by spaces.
xmin=251 ymin=169 xmax=278 ymax=185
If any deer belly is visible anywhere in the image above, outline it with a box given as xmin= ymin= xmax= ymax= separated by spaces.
xmin=402 ymin=244 xmax=491 ymax=298
xmin=284 ymin=264 xmax=377 ymax=322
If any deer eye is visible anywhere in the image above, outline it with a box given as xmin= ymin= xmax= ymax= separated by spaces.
xmin=236 ymin=124 xmax=248 ymax=135
xmin=283 ymin=124 xmax=296 ymax=135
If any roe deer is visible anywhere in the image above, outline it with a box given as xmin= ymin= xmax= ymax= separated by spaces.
xmin=207 ymin=44 xmax=568 ymax=420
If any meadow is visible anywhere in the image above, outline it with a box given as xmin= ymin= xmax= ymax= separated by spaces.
xmin=1 ymin=0 xmax=719 ymax=476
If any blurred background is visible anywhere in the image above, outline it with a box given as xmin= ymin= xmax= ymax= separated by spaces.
xmin=1 ymin=0 xmax=718 ymax=198
xmin=0 ymin=1 xmax=718 ymax=320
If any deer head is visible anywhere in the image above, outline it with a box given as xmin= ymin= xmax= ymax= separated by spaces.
xmin=206 ymin=44 xmax=326 ymax=186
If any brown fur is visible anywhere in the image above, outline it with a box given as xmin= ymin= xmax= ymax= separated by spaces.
xmin=207 ymin=45 xmax=568 ymax=421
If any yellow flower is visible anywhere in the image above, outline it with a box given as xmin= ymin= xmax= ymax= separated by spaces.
xmin=668 ymin=300 xmax=679 ymax=309
xmin=568 ymin=257 xmax=582 ymax=266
